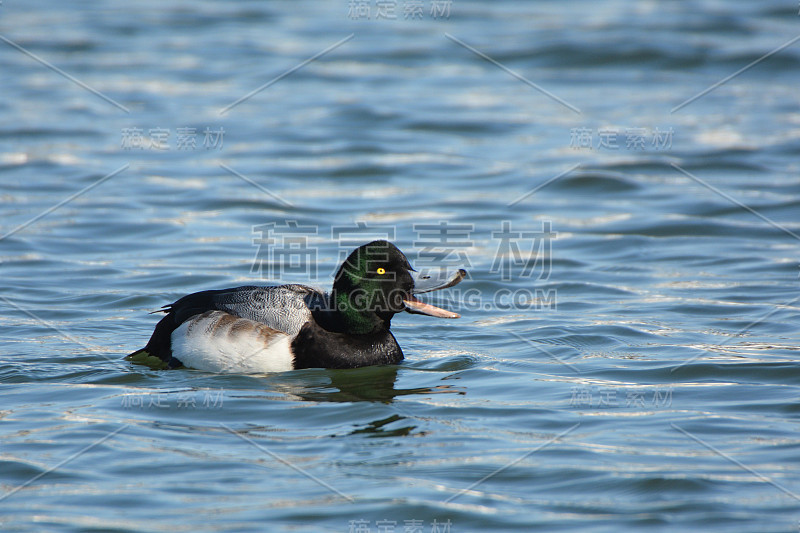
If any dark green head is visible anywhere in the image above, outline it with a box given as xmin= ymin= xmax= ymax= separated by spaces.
xmin=331 ymin=240 xmax=464 ymax=334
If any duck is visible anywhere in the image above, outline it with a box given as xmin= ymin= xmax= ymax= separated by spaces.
xmin=127 ymin=240 xmax=466 ymax=373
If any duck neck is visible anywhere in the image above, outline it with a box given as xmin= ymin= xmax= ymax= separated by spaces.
xmin=329 ymin=289 xmax=390 ymax=335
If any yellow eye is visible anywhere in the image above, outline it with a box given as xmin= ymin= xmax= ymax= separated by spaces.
xmin=377 ymin=267 xmax=386 ymax=275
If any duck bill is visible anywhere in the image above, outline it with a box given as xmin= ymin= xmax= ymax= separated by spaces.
xmin=403 ymin=295 xmax=460 ymax=319
xmin=411 ymin=268 xmax=467 ymax=294
xmin=404 ymin=267 xmax=465 ymax=318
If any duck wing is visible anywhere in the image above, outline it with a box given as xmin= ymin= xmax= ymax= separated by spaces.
xmin=166 ymin=284 xmax=322 ymax=335
xmin=130 ymin=284 xmax=327 ymax=366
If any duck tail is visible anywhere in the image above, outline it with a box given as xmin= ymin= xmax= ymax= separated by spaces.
xmin=125 ymin=347 xmax=171 ymax=370
xmin=126 ymin=347 xmax=149 ymax=360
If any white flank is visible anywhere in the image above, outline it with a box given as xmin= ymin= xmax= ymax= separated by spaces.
xmin=171 ymin=311 xmax=294 ymax=374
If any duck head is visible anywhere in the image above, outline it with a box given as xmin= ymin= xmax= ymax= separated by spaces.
xmin=331 ymin=240 xmax=465 ymax=334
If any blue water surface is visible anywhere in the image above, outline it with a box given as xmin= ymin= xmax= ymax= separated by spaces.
xmin=2 ymin=1 xmax=800 ymax=531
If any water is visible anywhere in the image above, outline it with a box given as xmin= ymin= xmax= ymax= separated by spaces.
xmin=2 ymin=1 xmax=800 ymax=531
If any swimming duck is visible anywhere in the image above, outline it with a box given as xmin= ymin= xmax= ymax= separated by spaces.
xmin=127 ymin=240 xmax=466 ymax=373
